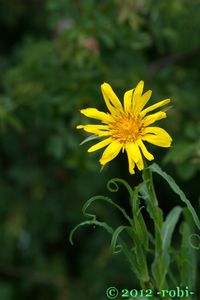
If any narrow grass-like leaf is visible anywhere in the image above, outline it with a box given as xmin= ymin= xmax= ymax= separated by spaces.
xmin=161 ymin=206 xmax=182 ymax=250
xmin=107 ymin=178 xmax=133 ymax=199
xmin=80 ymin=134 xmax=99 ymax=145
xmin=69 ymin=219 xmax=113 ymax=245
xmin=131 ymin=182 xmax=147 ymax=214
xmin=127 ymin=181 xmax=150 ymax=250
xmin=134 ymin=243 xmax=150 ymax=282
xmin=189 ymin=233 xmax=200 ymax=250
xmin=151 ymin=251 xmax=170 ymax=289
xmin=82 ymin=195 xmax=133 ymax=224
xmin=134 ymin=212 xmax=149 ymax=250
xmin=149 ymin=163 xmax=200 ymax=230
xmin=110 ymin=225 xmax=131 ymax=254
xmin=179 ymin=221 xmax=197 ymax=288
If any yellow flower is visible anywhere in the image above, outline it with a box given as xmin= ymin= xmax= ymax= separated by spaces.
xmin=77 ymin=81 xmax=172 ymax=174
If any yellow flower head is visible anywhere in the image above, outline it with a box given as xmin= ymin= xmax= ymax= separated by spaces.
xmin=77 ymin=81 xmax=172 ymax=174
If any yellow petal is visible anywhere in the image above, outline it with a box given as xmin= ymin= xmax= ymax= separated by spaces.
xmin=133 ymin=90 xmax=152 ymax=116
xmin=142 ymin=127 xmax=172 ymax=147
xmin=99 ymin=141 xmax=121 ymax=166
xmin=135 ymin=80 xmax=144 ymax=95
xmin=139 ymin=90 xmax=152 ymax=111
xmin=132 ymin=80 xmax=144 ymax=113
xmin=125 ymin=144 xmax=135 ymax=174
xmin=135 ymin=147 xmax=144 ymax=170
xmin=101 ymin=83 xmax=123 ymax=114
xmin=125 ymin=142 xmax=144 ymax=173
xmin=137 ymin=139 xmax=154 ymax=161
xmin=142 ymin=111 xmax=166 ymax=127
xmin=77 ymin=124 xmax=108 ymax=130
xmin=77 ymin=124 xmax=110 ymax=137
xmin=88 ymin=137 xmax=112 ymax=152
xmin=80 ymin=108 xmax=112 ymax=123
xmin=123 ymin=89 xmax=134 ymax=112
xmin=140 ymin=99 xmax=170 ymax=118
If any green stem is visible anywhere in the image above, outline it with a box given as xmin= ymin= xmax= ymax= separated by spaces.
xmin=142 ymin=165 xmax=169 ymax=291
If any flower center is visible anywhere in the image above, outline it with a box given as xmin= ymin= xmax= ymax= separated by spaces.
xmin=109 ymin=113 xmax=142 ymax=143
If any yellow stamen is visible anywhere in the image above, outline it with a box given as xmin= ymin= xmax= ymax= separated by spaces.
xmin=109 ymin=113 xmax=142 ymax=144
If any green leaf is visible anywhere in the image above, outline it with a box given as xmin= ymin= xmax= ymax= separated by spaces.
xmin=69 ymin=219 xmax=113 ymax=245
xmin=82 ymin=195 xmax=133 ymax=225
xmin=110 ymin=225 xmax=130 ymax=254
xmin=149 ymin=163 xmax=200 ymax=230
xmin=106 ymin=178 xmax=134 ymax=203
xmin=189 ymin=233 xmax=200 ymax=250
xmin=80 ymin=134 xmax=99 ymax=145
xmin=178 ymin=221 xmax=197 ymax=288
xmin=131 ymin=181 xmax=146 ymax=214
xmin=141 ymin=166 xmax=163 ymax=228
xmin=161 ymin=206 xmax=182 ymax=250
xmin=151 ymin=251 xmax=170 ymax=289
xmin=134 ymin=210 xmax=149 ymax=251
xmin=134 ymin=243 xmax=150 ymax=282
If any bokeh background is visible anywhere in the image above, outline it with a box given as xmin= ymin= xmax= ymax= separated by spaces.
xmin=0 ymin=0 xmax=200 ymax=299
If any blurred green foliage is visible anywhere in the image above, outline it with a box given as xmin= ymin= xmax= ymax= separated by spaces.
xmin=0 ymin=0 xmax=200 ymax=299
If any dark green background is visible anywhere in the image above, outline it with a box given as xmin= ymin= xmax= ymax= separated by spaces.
xmin=0 ymin=0 xmax=200 ymax=299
